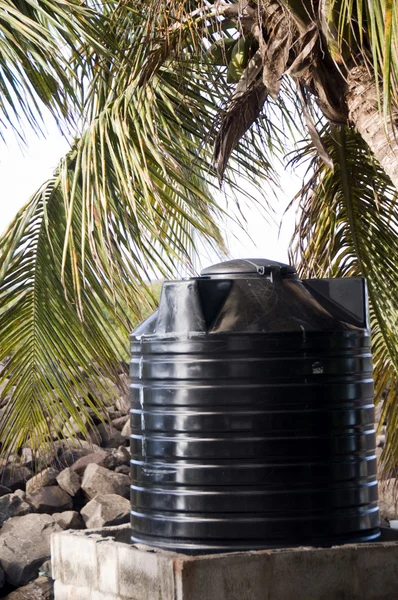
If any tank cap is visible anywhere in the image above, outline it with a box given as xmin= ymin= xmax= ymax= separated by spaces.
xmin=201 ymin=258 xmax=297 ymax=279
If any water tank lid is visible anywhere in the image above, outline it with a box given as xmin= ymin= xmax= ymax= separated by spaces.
xmin=201 ymin=258 xmax=297 ymax=278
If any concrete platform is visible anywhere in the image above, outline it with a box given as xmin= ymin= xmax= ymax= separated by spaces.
xmin=51 ymin=525 xmax=398 ymax=600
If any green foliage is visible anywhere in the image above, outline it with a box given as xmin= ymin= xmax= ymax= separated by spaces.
xmin=0 ymin=0 xmax=112 ymax=140
xmin=0 ymin=0 xmax=274 ymax=458
xmin=290 ymin=124 xmax=398 ymax=474
xmin=1 ymin=0 xmax=398 ymax=471
xmin=324 ymin=0 xmax=398 ymax=115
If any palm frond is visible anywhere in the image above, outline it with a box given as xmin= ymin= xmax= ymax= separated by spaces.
xmin=0 ymin=122 xmax=222 ymax=458
xmin=0 ymin=1 xmax=283 ymax=458
xmin=0 ymin=0 xmax=112 ymax=139
xmin=324 ymin=0 xmax=398 ymax=117
xmin=290 ymin=124 xmax=398 ymax=475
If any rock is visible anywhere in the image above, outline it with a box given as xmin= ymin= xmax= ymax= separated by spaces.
xmin=96 ymin=423 xmax=126 ymax=448
xmin=115 ymin=395 xmax=130 ymax=414
xmin=6 ymin=453 xmax=22 ymax=465
xmin=84 ymin=407 xmax=103 ymax=425
xmin=56 ymin=468 xmax=80 ymax=496
xmin=102 ymin=446 xmax=130 ymax=470
xmin=80 ymin=494 xmax=130 ymax=528
xmin=107 ymin=409 xmax=124 ymax=420
xmin=111 ymin=415 xmax=129 ymax=431
xmin=0 ymin=564 xmax=4 ymax=589
xmin=0 ymin=380 xmax=13 ymax=409
xmin=26 ymin=468 xmax=59 ymax=495
xmin=3 ymin=576 xmax=53 ymax=599
xmin=379 ymin=479 xmax=398 ymax=520
xmin=376 ymin=434 xmax=386 ymax=448
xmin=13 ymin=489 xmax=27 ymax=501
xmin=0 ymin=492 xmax=31 ymax=526
xmin=0 ymin=393 xmax=11 ymax=409
xmin=38 ymin=561 xmax=52 ymax=579
xmin=52 ymin=510 xmax=84 ymax=530
xmin=0 ymin=484 xmax=12 ymax=497
xmin=67 ymin=439 xmax=103 ymax=453
xmin=45 ymin=413 xmax=68 ymax=440
xmin=20 ymin=448 xmax=34 ymax=469
xmin=62 ymin=415 xmax=101 ymax=444
xmin=90 ymin=377 xmax=122 ymax=404
xmin=1 ymin=466 xmax=32 ymax=491
xmin=121 ymin=419 xmax=131 ymax=438
xmin=34 ymin=442 xmax=65 ymax=471
xmin=115 ymin=465 xmax=130 ymax=475
xmin=0 ymin=513 xmax=61 ymax=587
xmin=57 ymin=440 xmax=102 ymax=467
xmin=26 ymin=486 xmax=73 ymax=514
xmin=69 ymin=450 xmax=108 ymax=476
xmin=81 ymin=464 xmax=130 ymax=499
xmin=57 ymin=446 xmax=92 ymax=468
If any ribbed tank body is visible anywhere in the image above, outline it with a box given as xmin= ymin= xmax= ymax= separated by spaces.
xmin=129 ymin=260 xmax=380 ymax=552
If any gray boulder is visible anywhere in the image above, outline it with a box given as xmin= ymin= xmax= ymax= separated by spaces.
xmin=115 ymin=394 xmax=130 ymax=414
xmin=34 ymin=442 xmax=65 ymax=471
xmin=57 ymin=446 xmax=92 ymax=468
xmin=121 ymin=419 xmax=131 ymax=438
xmin=3 ymin=575 xmax=53 ymax=599
xmin=38 ymin=560 xmax=52 ymax=579
xmin=62 ymin=415 xmax=101 ymax=444
xmin=1 ymin=466 xmax=32 ymax=491
xmin=13 ymin=489 xmax=27 ymax=501
xmin=56 ymin=468 xmax=80 ymax=496
xmin=26 ymin=486 xmax=73 ymax=514
xmin=0 ymin=513 xmax=61 ymax=587
xmin=20 ymin=448 xmax=34 ymax=469
xmin=26 ymin=468 xmax=59 ymax=495
xmin=102 ymin=446 xmax=130 ymax=470
xmin=111 ymin=415 xmax=129 ymax=431
xmin=52 ymin=510 xmax=84 ymax=530
xmin=115 ymin=465 xmax=130 ymax=476
xmin=376 ymin=434 xmax=386 ymax=448
xmin=70 ymin=450 xmax=108 ymax=476
xmin=81 ymin=464 xmax=130 ymax=499
xmin=80 ymin=493 xmax=130 ymax=528
xmin=0 ymin=379 xmax=13 ymax=409
xmin=0 ymin=484 xmax=12 ymax=497
xmin=0 ymin=492 xmax=31 ymax=526
xmin=96 ymin=423 xmax=126 ymax=448
xmin=62 ymin=439 xmax=102 ymax=454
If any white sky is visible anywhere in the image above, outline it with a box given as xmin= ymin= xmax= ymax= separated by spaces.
xmin=0 ymin=119 xmax=301 ymax=270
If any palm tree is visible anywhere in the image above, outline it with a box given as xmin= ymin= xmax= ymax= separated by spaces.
xmin=1 ymin=1 xmax=398 ymax=474
xmin=0 ymin=1 xmax=273 ymax=458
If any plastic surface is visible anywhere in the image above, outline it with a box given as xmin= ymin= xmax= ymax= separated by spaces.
xmin=129 ymin=259 xmax=380 ymax=552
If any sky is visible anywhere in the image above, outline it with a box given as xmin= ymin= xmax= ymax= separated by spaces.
xmin=0 ymin=120 xmax=70 ymax=233
xmin=0 ymin=119 xmax=302 ymax=271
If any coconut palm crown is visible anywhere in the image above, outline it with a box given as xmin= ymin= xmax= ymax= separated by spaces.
xmin=0 ymin=0 xmax=398 ymax=475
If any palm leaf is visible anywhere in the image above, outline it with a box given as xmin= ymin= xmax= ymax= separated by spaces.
xmin=0 ymin=0 xmax=116 ymax=140
xmin=324 ymin=0 xmax=398 ymax=116
xmin=0 ymin=1 xmax=280 ymax=458
xmin=290 ymin=124 xmax=398 ymax=476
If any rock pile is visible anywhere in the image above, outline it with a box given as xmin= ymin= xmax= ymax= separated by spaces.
xmin=0 ymin=386 xmax=397 ymax=598
xmin=0 ymin=388 xmax=132 ymax=599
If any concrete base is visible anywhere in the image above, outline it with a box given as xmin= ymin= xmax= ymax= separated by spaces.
xmin=51 ymin=526 xmax=398 ymax=600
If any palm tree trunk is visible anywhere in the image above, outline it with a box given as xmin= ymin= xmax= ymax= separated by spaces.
xmin=346 ymin=65 xmax=398 ymax=191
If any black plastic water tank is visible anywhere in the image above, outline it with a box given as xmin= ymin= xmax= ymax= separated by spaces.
xmin=129 ymin=258 xmax=380 ymax=552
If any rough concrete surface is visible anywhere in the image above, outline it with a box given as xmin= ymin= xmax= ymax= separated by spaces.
xmin=52 ymin=525 xmax=398 ymax=600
